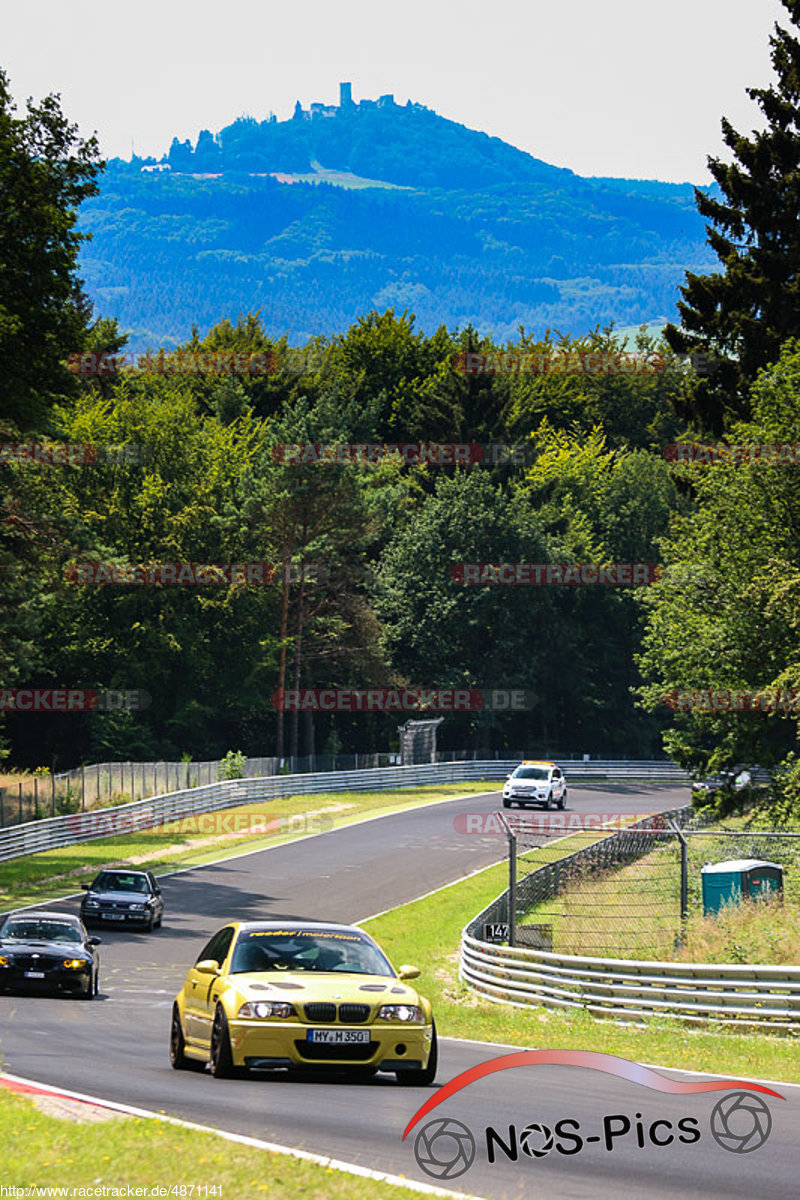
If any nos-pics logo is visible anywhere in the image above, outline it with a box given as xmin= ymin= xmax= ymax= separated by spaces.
xmin=402 ymin=1050 xmax=783 ymax=1181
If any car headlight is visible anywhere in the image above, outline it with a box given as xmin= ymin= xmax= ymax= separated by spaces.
xmin=129 ymin=904 xmax=145 ymax=911
xmin=0 ymin=956 xmax=10 ymax=967
xmin=377 ymin=1004 xmax=425 ymax=1022
xmin=62 ymin=959 xmax=86 ymax=969
xmin=84 ymin=899 xmax=99 ymax=908
xmin=237 ymin=1001 xmax=296 ymax=1019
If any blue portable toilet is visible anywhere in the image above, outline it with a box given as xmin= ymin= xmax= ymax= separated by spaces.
xmin=701 ymin=859 xmax=784 ymax=916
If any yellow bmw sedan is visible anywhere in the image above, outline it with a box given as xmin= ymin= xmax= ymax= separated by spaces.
xmin=170 ymin=920 xmax=437 ymax=1084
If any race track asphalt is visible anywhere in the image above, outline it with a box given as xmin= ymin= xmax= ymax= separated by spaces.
xmin=1 ymin=783 xmax=797 ymax=1199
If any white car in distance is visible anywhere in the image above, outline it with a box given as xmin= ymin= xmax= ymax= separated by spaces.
xmin=502 ymin=761 xmax=567 ymax=810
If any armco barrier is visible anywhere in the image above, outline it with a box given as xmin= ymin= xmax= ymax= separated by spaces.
xmin=0 ymin=759 xmax=689 ymax=863
xmin=460 ymin=936 xmax=800 ymax=1030
xmin=460 ymin=804 xmax=799 ymax=1030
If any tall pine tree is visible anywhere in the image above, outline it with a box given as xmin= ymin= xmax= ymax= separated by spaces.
xmin=664 ymin=0 xmax=800 ymax=435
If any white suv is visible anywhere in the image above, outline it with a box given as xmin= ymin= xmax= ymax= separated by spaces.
xmin=502 ymin=761 xmax=567 ymax=810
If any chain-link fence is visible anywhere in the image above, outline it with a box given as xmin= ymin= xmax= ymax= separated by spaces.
xmin=501 ymin=812 xmax=800 ymax=962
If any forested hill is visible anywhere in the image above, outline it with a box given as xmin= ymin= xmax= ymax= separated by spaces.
xmin=78 ymin=95 xmax=716 ymax=350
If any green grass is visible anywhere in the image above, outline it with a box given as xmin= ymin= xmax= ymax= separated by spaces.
xmin=362 ymin=860 xmax=800 ymax=1084
xmin=0 ymin=782 xmax=497 ymax=909
xmin=0 ymin=1088 xmax=431 ymax=1199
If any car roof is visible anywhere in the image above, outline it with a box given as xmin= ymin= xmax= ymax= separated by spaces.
xmin=4 ymin=910 xmax=82 ymax=925
xmin=520 ymin=760 xmax=556 ymax=767
xmin=95 ymin=868 xmax=149 ymax=876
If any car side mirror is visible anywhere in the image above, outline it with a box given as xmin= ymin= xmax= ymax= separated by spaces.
xmin=505 ymin=773 xmax=512 ymax=780
xmin=81 ymin=883 xmax=91 ymax=890
xmin=87 ymin=936 xmax=102 ymax=947
xmin=398 ymin=964 xmax=420 ymax=980
xmin=195 ymin=959 xmax=220 ymax=975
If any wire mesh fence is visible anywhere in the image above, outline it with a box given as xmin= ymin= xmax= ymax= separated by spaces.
xmin=504 ymin=812 xmax=800 ymax=963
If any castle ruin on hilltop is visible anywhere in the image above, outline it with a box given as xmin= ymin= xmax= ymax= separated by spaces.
xmin=292 ymin=83 xmax=426 ymax=120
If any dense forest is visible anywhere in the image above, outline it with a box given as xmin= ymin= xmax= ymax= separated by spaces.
xmin=3 ymin=0 xmax=800 ymax=814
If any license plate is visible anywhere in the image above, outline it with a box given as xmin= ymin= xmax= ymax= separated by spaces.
xmin=308 ymin=1028 xmax=370 ymax=1044
xmin=105 ymin=913 xmax=126 ymax=920
xmin=24 ymin=971 xmax=45 ymax=979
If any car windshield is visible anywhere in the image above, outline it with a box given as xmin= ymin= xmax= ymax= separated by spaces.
xmin=513 ymin=767 xmax=549 ymax=781
xmin=92 ymin=873 xmax=149 ymax=893
xmin=1 ymin=920 xmax=82 ymax=944
xmin=229 ymin=928 xmax=394 ymax=976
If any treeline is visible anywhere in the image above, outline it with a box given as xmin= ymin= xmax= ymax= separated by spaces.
xmin=2 ymin=305 xmax=691 ymax=769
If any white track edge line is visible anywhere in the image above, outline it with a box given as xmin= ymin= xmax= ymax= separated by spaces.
xmin=0 ymin=1070 xmax=486 ymax=1200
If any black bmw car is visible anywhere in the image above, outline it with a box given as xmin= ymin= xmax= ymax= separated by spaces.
xmin=0 ymin=911 xmax=101 ymax=998
xmin=80 ymin=868 xmax=164 ymax=930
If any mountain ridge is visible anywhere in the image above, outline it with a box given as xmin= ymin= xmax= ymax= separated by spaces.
xmin=79 ymin=90 xmax=716 ymax=350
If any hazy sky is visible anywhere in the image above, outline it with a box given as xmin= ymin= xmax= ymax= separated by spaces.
xmin=2 ymin=0 xmax=789 ymax=182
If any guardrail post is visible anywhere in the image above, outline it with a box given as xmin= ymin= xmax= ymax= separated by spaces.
xmin=81 ymin=765 xmax=85 ymax=811
xmin=51 ymin=772 xmax=55 ymax=817
xmin=34 ymin=777 xmax=39 ymax=820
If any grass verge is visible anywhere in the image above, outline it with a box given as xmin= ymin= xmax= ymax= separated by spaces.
xmin=0 ymin=782 xmax=497 ymax=910
xmin=0 ymin=1088 xmax=435 ymax=1199
xmin=361 ymin=859 xmax=800 ymax=1084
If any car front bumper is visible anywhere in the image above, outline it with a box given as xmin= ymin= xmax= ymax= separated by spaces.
xmin=229 ymin=1020 xmax=434 ymax=1070
xmin=0 ymin=966 xmax=92 ymax=994
xmin=82 ymin=907 xmax=153 ymax=925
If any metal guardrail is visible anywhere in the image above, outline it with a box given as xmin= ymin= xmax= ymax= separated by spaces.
xmin=460 ymin=937 xmax=800 ymax=1030
xmin=460 ymin=804 xmax=799 ymax=1030
xmin=0 ymin=759 xmax=689 ymax=863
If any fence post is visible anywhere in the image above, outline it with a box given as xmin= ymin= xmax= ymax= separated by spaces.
xmin=0 ymin=787 xmax=4 ymax=827
xmin=81 ymin=765 xmax=85 ymax=811
xmin=34 ymin=777 xmax=39 ymax=821
xmin=18 ymin=781 xmax=22 ymax=825
xmin=51 ymin=772 xmax=56 ymax=817
xmin=667 ymin=819 xmax=689 ymax=946
xmin=508 ymin=829 xmax=517 ymax=948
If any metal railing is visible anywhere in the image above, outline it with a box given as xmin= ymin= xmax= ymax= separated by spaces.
xmin=461 ymin=805 xmax=799 ymax=1030
xmin=0 ymin=759 xmax=688 ymax=863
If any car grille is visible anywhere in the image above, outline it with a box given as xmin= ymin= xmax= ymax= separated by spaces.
xmin=338 ymin=1004 xmax=370 ymax=1023
xmin=302 ymin=1002 xmax=371 ymax=1023
xmin=13 ymin=955 xmax=62 ymax=970
xmin=304 ymin=1003 xmax=336 ymax=1023
xmin=296 ymin=1041 xmax=377 ymax=1062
